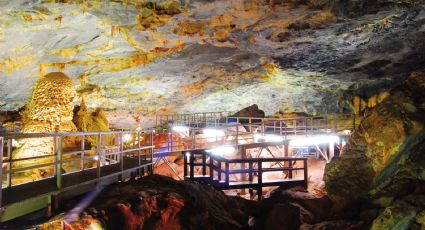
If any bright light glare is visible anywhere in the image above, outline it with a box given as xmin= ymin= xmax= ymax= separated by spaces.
xmin=203 ymin=128 xmax=225 ymax=137
xmin=185 ymin=152 xmax=191 ymax=158
xmin=172 ymin=125 xmax=190 ymax=133
xmin=342 ymin=130 xmax=351 ymax=135
xmin=206 ymin=146 xmax=235 ymax=157
xmin=289 ymin=135 xmax=339 ymax=147
xmin=94 ymin=155 xmax=99 ymax=161
xmin=123 ymin=134 xmax=132 ymax=143
xmin=253 ymin=134 xmax=284 ymax=142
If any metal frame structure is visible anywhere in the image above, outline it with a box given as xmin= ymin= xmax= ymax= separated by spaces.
xmin=0 ymin=130 xmax=154 ymax=222
xmin=0 ymin=113 xmax=358 ymax=221
xmin=183 ymin=144 xmax=308 ymax=200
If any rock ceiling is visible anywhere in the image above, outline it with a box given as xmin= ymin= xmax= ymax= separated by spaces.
xmin=0 ymin=0 xmax=424 ymax=121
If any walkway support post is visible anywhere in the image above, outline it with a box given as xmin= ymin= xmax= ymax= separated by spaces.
xmin=56 ymin=135 xmax=63 ymax=189
xmin=0 ymin=137 xmax=3 ymax=206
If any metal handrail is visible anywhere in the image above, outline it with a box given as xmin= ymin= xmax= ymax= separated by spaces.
xmin=0 ymin=130 xmax=155 ymax=208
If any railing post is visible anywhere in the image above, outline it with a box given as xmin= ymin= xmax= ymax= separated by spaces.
xmin=96 ymin=134 xmax=101 ymax=179
xmin=202 ymin=153 xmax=206 ymax=176
xmin=217 ymin=160 xmax=222 ymax=181
xmin=258 ymin=160 xmax=262 ymax=200
xmin=249 ymin=118 xmax=252 ymax=133
xmin=209 ymin=155 xmax=213 ymax=181
xmin=150 ymin=131 xmax=154 ymax=174
xmin=119 ymin=132 xmax=124 ymax=175
xmin=56 ymin=135 xmax=63 ymax=190
xmin=81 ymin=134 xmax=85 ymax=171
xmin=288 ymin=159 xmax=293 ymax=179
xmin=192 ymin=130 xmax=196 ymax=149
xmin=137 ymin=131 xmax=141 ymax=176
xmin=0 ymin=136 xmax=3 ymax=206
xmin=183 ymin=152 xmax=188 ymax=179
xmin=225 ymin=162 xmax=229 ymax=185
xmin=279 ymin=121 xmax=282 ymax=136
xmin=310 ymin=117 xmax=314 ymax=134
xmin=303 ymin=159 xmax=308 ymax=188
xmin=169 ymin=132 xmax=173 ymax=152
xmin=248 ymin=161 xmax=253 ymax=181
xmin=189 ymin=152 xmax=194 ymax=179
xmin=7 ymin=139 xmax=12 ymax=187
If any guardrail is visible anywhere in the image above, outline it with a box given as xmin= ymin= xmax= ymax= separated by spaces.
xmin=152 ymin=114 xmax=357 ymax=154
xmin=0 ymin=130 xmax=154 ymax=208
xmin=156 ymin=111 xmax=233 ymax=127
xmin=183 ymin=149 xmax=308 ymax=199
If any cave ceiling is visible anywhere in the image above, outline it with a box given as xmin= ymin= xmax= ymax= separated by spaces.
xmin=0 ymin=0 xmax=424 ymax=118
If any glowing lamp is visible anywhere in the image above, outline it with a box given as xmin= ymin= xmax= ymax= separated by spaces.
xmin=123 ymin=134 xmax=132 ymax=143
xmin=206 ymin=146 xmax=235 ymax=157
xmin=203 ymin=128 xmax=225 ymax=137
xmin=172 ymin=125 xmax=190 ymax=133
xmin=253 ymin=134 xmax=284 ymax=142
xmin=289 ymin=135 xmax=339 ymax=147
xmin=12 ymin=139 xmax=18 ymax=147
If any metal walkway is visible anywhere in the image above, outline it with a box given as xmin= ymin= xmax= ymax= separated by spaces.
xmin=0 ymin=130 xmax=154 ymax=222
xmin=183 ymin=142 xmax=308 ymax=200
xmin=0 ymin=113 xmax=358 ymax=221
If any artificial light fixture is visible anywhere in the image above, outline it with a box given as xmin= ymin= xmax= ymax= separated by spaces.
xmin=206 ymin=146 xmax=235 ymax=157
xmin=253 ymin=133 xmax=284 ymax=142
xmin=172 ymin=125 xmax=190 ymax=133
xmin=289 ymin=135 xmax=339 ymax=147
xmin=203 ymin=128 xmax=225 ymax=137
xmin=123 ymin=134 xmax=132 ymax=143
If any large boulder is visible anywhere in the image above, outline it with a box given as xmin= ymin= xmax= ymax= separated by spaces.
xmin=231 ymin=104 xmax=265 ymax=118
xmin=58 ymin=175 xmax=257 ymax=230
xmin=371 ymin=195 xmax=425 ymax=230
xmin=325 ymin=71 xmax=425 ymax=203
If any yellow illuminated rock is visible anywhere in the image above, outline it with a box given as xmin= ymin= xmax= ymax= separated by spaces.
xmin=12 ymin=72 xmax=77 ymax=180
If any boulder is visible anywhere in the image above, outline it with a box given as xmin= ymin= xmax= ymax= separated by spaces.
xmin=232 ymin=104 xmax=265 ymax=118
xmin=264 ymin=202 xmax=301 ymax=230
xmin=371 ymin=196 xmax=425 ymax=230
xmin=61 ymin=175 xmax=257 ymax=230
xmin=325 ymin=71 xmax=425 ymax=203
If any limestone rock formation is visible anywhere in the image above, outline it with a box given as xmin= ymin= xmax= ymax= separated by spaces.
xmin=73 ymin=98 xmax=110 ymax=146
xmin=324 ymin=71 xmax=425 ymax=229
xmin=13 ymin=72 xmax=77 ymax=179
xmin=1 ymin=0 xmax=424 ymax=127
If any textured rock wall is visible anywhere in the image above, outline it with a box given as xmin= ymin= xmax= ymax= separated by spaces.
xmin=324 ymin=71 xmax=425 ymax=229
xmin=1 ymin=0 xmax=424 ymax=128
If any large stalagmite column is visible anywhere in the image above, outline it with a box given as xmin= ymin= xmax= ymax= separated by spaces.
xmin=13 ymin=72 xmax=76 ymax=180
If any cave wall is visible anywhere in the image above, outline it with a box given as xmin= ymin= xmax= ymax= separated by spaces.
xmin=0 ymin=0 xmax=424 ymax=128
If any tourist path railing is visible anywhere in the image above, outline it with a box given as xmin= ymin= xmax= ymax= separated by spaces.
xmin=156 ymin=111 xmax=233 ymax=127
xmin=0 ymin=114 xmax=358 ymax=221
xmin=0 ymin=130 xmax=154 ymax=221
xmin=183 ymin=145 xmax=308 ymax=199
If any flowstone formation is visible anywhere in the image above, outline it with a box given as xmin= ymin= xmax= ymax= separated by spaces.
xmin=325 ymin=71 xmax=425 ymax=229
xmin=12 ymin=72 xmax=76 ymax=179
xmin=73 ymin=98 xmax=110 ymax=146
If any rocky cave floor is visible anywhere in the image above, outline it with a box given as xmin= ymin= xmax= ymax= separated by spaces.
xmin=32 ymin=174 xmax=366 ymax=230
